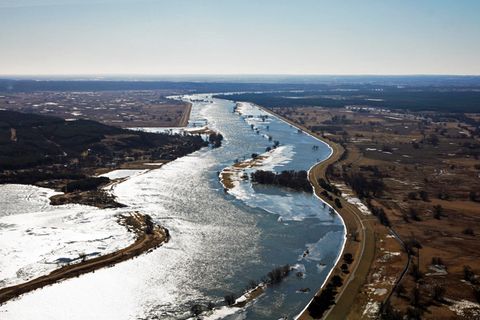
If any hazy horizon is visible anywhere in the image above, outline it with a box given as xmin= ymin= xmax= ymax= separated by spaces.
xmin=2 ymin=73 xmax=480 ymax=77
xmin=1 ymin=0 xmax=479 ymax=75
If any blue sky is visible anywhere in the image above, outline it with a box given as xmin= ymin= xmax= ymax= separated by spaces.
xmin=0 ymin=0 xmax=479 ymax=75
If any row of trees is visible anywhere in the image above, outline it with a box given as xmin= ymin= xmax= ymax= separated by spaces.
xmin=251 ymin=170 xmax=312 ymax=192
xmin=221 ymin=264 xmax=291 ymax=309
xmin=308 ymin=274 xmax=343 ymax=318
xmin=342 ymin=172 xmax=386 ymax=198
xmin=365 ymin=200 xmax=391 ymax=227
xmin=318 ymin=178 xmax=341 ymax=196
xmin=61 ymin=176 xmax=110 ymax=193
xmin=0 ymin=169 xmax=85 ymax=185
xmin=408 ymin=188 xmax=477 ymax=204
xmin=402 ymin=204 xmax=445 ymax=223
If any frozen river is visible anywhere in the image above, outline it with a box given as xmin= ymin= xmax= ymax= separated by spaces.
xmin=0 ymin=95 xmax=344 ymax=319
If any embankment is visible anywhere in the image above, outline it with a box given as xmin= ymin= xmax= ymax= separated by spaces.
xmin=246 ymin=102 xmax=376 ymax=320
xmin=0 ymin=213 xmax=169 ymax=305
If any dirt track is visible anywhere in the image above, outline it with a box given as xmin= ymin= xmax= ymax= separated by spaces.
xmin=178 ymin=102 xmax=192 ymax=127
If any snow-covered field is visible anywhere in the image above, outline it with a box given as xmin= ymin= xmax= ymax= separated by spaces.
xmin=100 ymin=169 xmax=148 ymax=180
xmin=0 ymin=184 xmax=134 ymax=288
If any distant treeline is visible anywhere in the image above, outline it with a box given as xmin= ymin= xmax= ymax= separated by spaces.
xmin=251 ymin=170 xmax=312 ymax=192
xmin=215 ymin=89 xmax=480 ymax=113
xmin=0 ymin=170 xmax=85 ymax=185
xmin=2 ymin=78 xmax=479 ymax=112
xmin=2 ymin=76 xmax=480 ymax=93
xmin=0 ymin=79 xmax=332 ymax=93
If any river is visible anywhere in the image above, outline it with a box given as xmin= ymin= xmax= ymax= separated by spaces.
xmin=0 ymin=94 xmax=344 ymax=319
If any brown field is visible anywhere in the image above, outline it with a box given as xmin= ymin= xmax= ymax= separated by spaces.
xmin=0 ymin=90 xmax=191 ymax=127
xmin=271 ymin=106 xmax=480 ymax=319
xmin=257 ymin=105 xmax=384 ymax=320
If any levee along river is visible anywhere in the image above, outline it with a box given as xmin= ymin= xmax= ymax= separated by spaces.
xmin=0 ymin=94 xmax=344 ymax=320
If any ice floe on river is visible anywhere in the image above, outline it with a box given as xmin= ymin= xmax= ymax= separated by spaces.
xmin=0 ymin=184 xmax=134 ymax=288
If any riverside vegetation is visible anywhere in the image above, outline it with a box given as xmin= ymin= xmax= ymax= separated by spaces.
xmin=251 ymin=170 xmax=312 ymax=192
xmin=0 ymin=110 xmax=207 ymax=207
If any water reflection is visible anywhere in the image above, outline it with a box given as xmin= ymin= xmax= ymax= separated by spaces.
xmin=0 ymin=95 xmax=344 ymax=320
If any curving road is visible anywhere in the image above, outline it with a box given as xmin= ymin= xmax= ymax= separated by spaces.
xmin=253 ymin=104 xmax=377 ymax=320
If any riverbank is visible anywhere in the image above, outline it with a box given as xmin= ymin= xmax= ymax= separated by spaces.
xmin=0 ymin=212 xmax=169 ymax=305
xmin=300 ymin=151 xmax=376 ymax=320
xmin=220 ymin=154 xmax=269 ymax=190
xmin=249 ymin=102 xmax=377 ymax=319
xmin=49 ymin=189 xmax=124 ymax=208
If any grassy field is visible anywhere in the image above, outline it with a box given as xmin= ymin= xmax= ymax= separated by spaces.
xmin=268 ymin=105 xmax=480 ymax=319
xmin=256 ymin=105 xmax=386 ymax=320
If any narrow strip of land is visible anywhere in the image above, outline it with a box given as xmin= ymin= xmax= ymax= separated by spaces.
xmin=0 ymin=213 xmax=169 ymax=305
xmin=297 ymin=138 xmax=376 ymax=320
xmin=178 ymin=101 xmax=192 ymax=127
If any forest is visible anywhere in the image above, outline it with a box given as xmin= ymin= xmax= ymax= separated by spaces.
xmin=0 ymin=110 xmax=207 ymax=188
xmin=251 ymin=170 xmax=312 ymax=192
xmin=215 ymin=88 xmax=480 ymax=113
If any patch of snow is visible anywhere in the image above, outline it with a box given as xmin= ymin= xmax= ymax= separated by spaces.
xmin=374 ymin=288 xmax=388 ymax=296
xmin=362 ymin=301 xmax=380 ymax=318
xmin=99 ymin=169 xmax=148 ymax=180
xmin=447 ymin=299 xmax=480 ymax=318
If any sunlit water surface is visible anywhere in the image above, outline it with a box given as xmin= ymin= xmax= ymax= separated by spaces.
xmin=0 ymin=95 xmax=344 ymax=320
